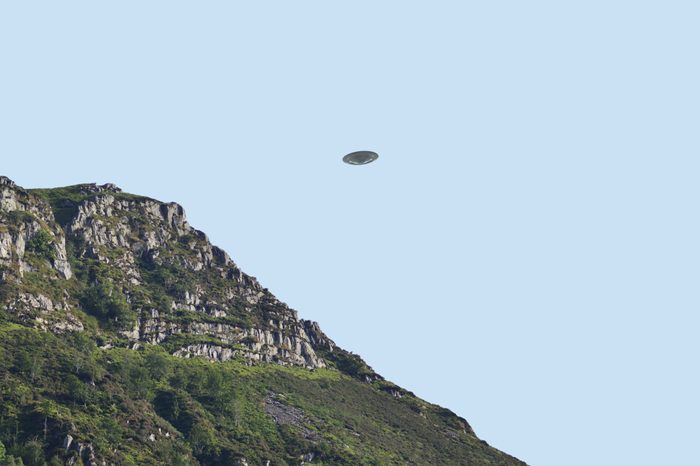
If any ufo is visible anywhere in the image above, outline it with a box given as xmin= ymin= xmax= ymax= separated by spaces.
xmin=343 ymin=151 xmax=379 ymax=165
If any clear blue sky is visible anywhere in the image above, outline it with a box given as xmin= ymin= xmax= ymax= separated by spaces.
xmin=1 ymin=2 xmax=698 ymax=465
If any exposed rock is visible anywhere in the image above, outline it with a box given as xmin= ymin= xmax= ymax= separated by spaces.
xmin=66 ymin=438 xmax=107 ymax=466
xmin=173 ymin=344 xmax=236 ymax=361
xmin=63 ymin=434 xmax=73 ymax=452
xmin=79 ymin=182 xmax=122 ymax=194
xmin=0 ymin=176 xmax=16 ymax=188
xmin=265 ymin=393 xmax=320 ymax=442
xmin=52 ymin=234 xmax=73 ymax=279
xmin=1 ymin=177 xmax=335 ymax=368
xmin=303 ymin=320 xmax=336 ymax=352
xmin=0 ymin=178 xmax=73 ymax=279
xmin=49 ymin=313 xmax=84 ymax=333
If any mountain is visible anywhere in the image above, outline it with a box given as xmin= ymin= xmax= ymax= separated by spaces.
xmin=0 ymin=176 xmax=525 ymax=466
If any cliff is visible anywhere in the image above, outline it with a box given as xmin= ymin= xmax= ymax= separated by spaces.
xmin=0 ymin=176 xmax=525 ymax=466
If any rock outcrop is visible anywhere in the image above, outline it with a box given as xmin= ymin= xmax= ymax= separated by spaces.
xmin=0 ymin=177 xmax=331 ymax=369
xmin=0 ymin=176 xmax=72 ymax=280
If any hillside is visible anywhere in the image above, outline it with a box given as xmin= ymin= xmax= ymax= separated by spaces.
xmin=0 ymin=176 xmax=525 ymax=466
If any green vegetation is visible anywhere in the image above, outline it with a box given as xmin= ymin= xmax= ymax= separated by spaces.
xmin=0 ymin=322 xmax=516 ymax=465
xmin=327 ymin=351 xmax=376 ymax=380
xmin=28 ymin=186 xmax=89 ymax=227
xmin=0 ymin=183 xmax=523 ymax=465
xmin=25 ymin=230 xmax=55 ymax=261
xmin=79 ymin=282 xmax=135 ymax=330
xmin=0 ymin=441 xmax=19 ymax=466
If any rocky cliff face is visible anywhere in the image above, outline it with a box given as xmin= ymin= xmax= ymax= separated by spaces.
xmin=0 ymin=176 xmax=72 ymax=280
xmin=0 ymin=176 xmax=82 ymax=333
xmin=0 ymin=176 xmax=329 ymax=369
xmin=0 ymin=176 xmax=526 ymax=466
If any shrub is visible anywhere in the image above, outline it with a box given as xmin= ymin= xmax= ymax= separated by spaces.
xmin=13 ymin=350 xmax=43 ymax=382
xmin=79 ymin=283 xmax=135 ymax=330
xmin=14 ymin=439 xmax=44 ymax=466
xmin=145 ymin=348 xmax=173 ymax=381
xmin=0 ymin=456 xmax=26 ymax=466
xmin=189 ymin=422 xmax=218 ymax=456
xmin=331 ymin=352 xmax=374 ymax=379
xmin=25 ymin=230 xmax=55 ymax=261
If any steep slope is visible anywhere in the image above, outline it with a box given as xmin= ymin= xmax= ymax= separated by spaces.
xmin=0 ymin=176 xmax=525 ymax=466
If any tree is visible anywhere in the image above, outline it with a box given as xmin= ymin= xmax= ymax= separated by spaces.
xmin=189 ymin=422 xmax=217 ymax=456
xmin=35 ymin=400 xmax=61 ymax=441
xmin=145 ymin=349 xmax=172 ymax=381
xmin=17 ymin=439 xmax=43 ymax=466
xmin=70 ymin=333 xmax=100 ymax=380
xmin=118 ymin=353 xmax=151 ymax=400
xmin=66 ymin=375 xmax=91 ymax=405
xmin=14 ymin=351 xmax=42 ymax=382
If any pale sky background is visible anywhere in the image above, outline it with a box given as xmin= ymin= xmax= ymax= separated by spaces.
xmin=1 ymin=2 xmax=699 ymax=465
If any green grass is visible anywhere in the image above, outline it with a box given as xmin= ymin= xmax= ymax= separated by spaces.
xmin=0 ymin=323 xmax=523 ymax=465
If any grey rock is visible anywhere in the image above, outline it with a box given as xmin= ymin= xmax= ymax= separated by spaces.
xmin=63 ymin=434 xmax=73 ymax=452
xmin=0 ymin=176 xmax=16 ymax=187
xmin=0 ymin=179 xmax=73 ymax=279
xmin=1 ymin=178 xmax=335 ymax=369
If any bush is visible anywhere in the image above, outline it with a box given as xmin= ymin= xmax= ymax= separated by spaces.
xmin=0 ymin=457 xmax=26 ymax=466
xmin=13 ymin=439 xmax=44 ymax=466
xmin=25 ymin=230 xmax=55 ymax=261
xmin=189 ymin=422 xmax=218 ymax=456
xmin=65 ymin=374 xmax=92 ymax=404
xmin=13 ymin=350 xmax=42 ymax=382
xmin=79 ymin=283 xmax=135 ymax=329
xmin=145 ymin=348 xmax=172 ymax=381
xmin=331 ymin=352 xmax=374 ymax=379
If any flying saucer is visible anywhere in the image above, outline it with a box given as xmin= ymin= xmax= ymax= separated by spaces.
xmin=343 ymin=151 xmax=379 ymax=165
